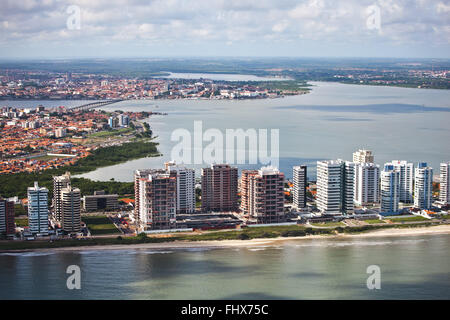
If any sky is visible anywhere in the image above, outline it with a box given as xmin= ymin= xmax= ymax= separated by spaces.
xmin=0 ymin=0 xmax=449 ymax=59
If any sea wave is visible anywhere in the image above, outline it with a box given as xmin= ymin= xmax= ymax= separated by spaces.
xmin=294 ymin=239 xmax=428 ymax=248
xmin=0 ymin=252 xmax=55 ymax=257
xmin=141 ymin=250 xmax=174 ymax=255
xmin=182 ymin=247 xmax=213 ymax=252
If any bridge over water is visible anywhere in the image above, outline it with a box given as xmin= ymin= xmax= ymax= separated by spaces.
xmin=69 ymin=99 xmax=123 ymax=111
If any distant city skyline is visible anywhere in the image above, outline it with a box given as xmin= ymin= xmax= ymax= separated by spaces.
xmin=0 ymin=0 xmax=449 ymax=59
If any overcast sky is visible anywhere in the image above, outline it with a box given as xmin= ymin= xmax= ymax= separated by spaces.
xmin=0 ymin=0 xmax=449 ymax=59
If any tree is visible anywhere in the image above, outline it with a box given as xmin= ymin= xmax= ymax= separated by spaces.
xmin=137 ymin=232 xmax=147 ymax=240
xmin=238 ymin=233 xmax=250 ymax=240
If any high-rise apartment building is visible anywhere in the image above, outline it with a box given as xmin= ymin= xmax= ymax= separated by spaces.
xmin=316 ymin=160 xmax=354 ymax=215
xmin=27 ymin=182 xmax=49 ymax=235
xmin=201 ymin=164 xmax=238 ymax=212
xmin=134 ymin=169 xmax=166 ymax=223
xmin=440 ymin=162 xmax=450 ymax=204
xmin=354 ymin=163 xmax=380 ymax=206
xmin=385 ymin=160 xmax=414 ymax=203
xmin=240 ymin=170 xmax=258 ymax=215
xmin=61 ymin=187 xmax=81 ymax=234
xmin=52 ymin=172 xmax=70 ymax=221
xmin=166 ymin=162 xmax=196 ymax=214
xmin=118 ymin=114 xmax=129 ymax=127
xmin=293 ymin=165 xmax=307 ymax=209
xmin=135 ymin=170 xmax=177 ymax=230
xmin=53 ymin=172 xmax=71 ymax=221
xmin=380 ymin=165 xmax=400 ymax=214
xmin=414 ymin=163 xmax=433 ymax=209
xmin=246 ymin=167 xmax=285 ymax=224
xmin=0 ymin=198 xmax=15 ymax=236
xmin=352 ymin=149 xmax=374 ymax=164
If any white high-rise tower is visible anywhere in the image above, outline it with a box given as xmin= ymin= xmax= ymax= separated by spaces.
xmin=316 ymin=160 xmax=354 ymax=215
xmin=385 ymin=160 xmax=414 ymax=203
xmin=440 ymin=162 xmax=450 ymax=204
xmin=414 ymin=163 xmax=433 ymax=209
xmin=354 ymin=163 xmax=380 ymax=206
xmin=380 ymin=165 xmax=400 ymax=214
xmin=27 ymin=182 xmax=49 ymax=236
xmin=166 ymin=161 xmax=196 ymax=214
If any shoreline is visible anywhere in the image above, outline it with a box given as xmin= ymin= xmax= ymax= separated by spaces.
xmin=3 ymin=224 xmax=450 ymax=254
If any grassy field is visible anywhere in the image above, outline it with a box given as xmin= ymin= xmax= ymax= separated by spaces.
xmin=177 ymin=225 xmax=339 ymax=241
xmin=364 ymin=219 xmax=386 ymax=224
xmin=310 ymin=221 xmax=345 ymax=228
xmin=33 ymin=154 xmax=68 ymax=161
xmin=83 ymin=215 xmax=120 ymax=235
xmin=388 ymin=216 xmax=429 ymax=223
xmin=88 ymin=127 xmax=133 ymax=138
xmin=15 ymin=218 xmax=28 ymax=227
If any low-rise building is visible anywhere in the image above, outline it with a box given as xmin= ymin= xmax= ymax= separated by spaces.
xmin=83 ymin=193 xmax=119 ymax=212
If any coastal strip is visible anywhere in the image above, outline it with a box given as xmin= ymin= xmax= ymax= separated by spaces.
xmin=2 ymin=224 xmax=450 ymax=254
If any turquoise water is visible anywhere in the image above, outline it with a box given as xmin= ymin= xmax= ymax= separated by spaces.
xmin=1 ymin=234 xmax=449 ymax=299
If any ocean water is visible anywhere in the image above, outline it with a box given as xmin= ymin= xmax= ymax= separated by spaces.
xmin=0 ymin=234 xmax=449 ymax=299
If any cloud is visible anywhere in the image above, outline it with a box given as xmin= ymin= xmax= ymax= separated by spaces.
xmin=0 ymin=0 xmax=448 ymax=57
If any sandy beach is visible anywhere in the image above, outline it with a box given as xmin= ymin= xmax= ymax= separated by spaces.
xmin=14 ymin=224 xmax=450 ymax=253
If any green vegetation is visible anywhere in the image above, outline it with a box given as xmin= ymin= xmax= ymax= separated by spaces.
xmin=310 ymin=221 xmax=345 ymax=227
xmin=83 ymin=215 xmax=120 ymax=235
xmin=0 ymin=220 xmax=445 ymax=251
xmin=389 ymin=216 xmax=429 ymax=223
xmin=15 ymin=218 xmax=28 ymax=227
xmin=71 ymin=178 xmax=134 ymax=199
xmin=175 ymin=225 xmax=334 ymax=241
xmin=1 ymin=58 xmax=449 ymax=90
xmin=364 ymin=219 xmax=386 ymax=224
xmin=89 ymin=127 xmax=133 ymax=138
xmin=0 ymin=234 xmax=175 ymax=251
xmin=226 ymin=80 xmax=311 ymax=93
xmin=14 ymin=204 xmax=27 ymax=217
xmin=0 ymin=140 xmax=160 ymax=199
xmin=72 ymin=140 xmax=159 ymax=170
xmin=32 ymin=155 xmax=68 ymax=161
